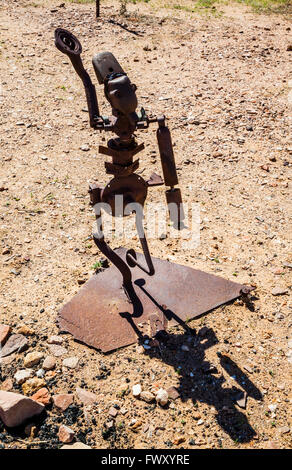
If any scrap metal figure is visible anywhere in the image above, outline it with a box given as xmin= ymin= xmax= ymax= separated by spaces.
xmin=55 ymin=28 xmax=184 ymax=301
xmin=54 ymin=29 xmax=254 ymax=353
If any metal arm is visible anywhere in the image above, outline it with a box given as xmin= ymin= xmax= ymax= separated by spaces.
xmin=156 ymin=116 xmax=184 ymax=228
xmin=55 ymin=28 xmax=100 ymax=128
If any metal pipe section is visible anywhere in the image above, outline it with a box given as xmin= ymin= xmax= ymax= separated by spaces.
xmin=126 ymin=211 xmax=155 ymax=276
xmin=54 ymin=28 xmax=99 ymax=127
xmin=157 ymin=121 xmax=178 ymax=187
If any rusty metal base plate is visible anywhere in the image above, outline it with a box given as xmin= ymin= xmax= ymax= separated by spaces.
xmin=58 ymin=248 xmax=252 ymax=353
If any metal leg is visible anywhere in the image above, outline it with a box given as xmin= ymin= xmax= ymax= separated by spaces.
xmin=93 ymin=219 xmax=144 ymax=310
xmin=93 ymin=211 xmax=132 ymax=290
xmin=126 ymin=210 xmax=155 ymax=276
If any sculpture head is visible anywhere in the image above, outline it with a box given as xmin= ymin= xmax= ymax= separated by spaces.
xmin=105 ymin=73 xmax=138 ymax=119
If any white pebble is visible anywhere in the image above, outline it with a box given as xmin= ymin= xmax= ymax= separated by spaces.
xmin=14 ymin=369 xmax=34 ymax=385
xmin=156 ymin=388 xmax=168 ymax=406
xmin=132 ymin=384 xmax=142 ymax=397
xmin=36 ymin=369 xmax=45 ymax=378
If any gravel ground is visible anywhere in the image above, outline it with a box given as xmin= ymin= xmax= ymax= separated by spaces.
xmin=0 ymin=0 xmax=291 ymax=449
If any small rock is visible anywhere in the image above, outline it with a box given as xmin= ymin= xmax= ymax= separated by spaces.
xmin=0 ymin=378 xmax=13 ymax=391
xmin=140 ymin=391 xmax=155 ymax=403
xmin=58 ymin=424 xmax=75 ymax=443
xmin=36 ymin=369 xmax=45 ymax=378
xmin=0 ymin=324 xmax=11 ymax=346
xmin=53 ymin=394 xmax=74 ymax=411
xmin=80 ymin=144 xmax=90 ymax=151
xmin=131 ymin=419 xmax=143 ymax=430
xmin=76 ymin=387 xmax=98 ymax=406
xmin=287 ymin=45 xmax=292 ymax=51
xmin=24 ymin=351 xmax=43 ymax=367
xmin=63 ymin=357 xmax=79 ymax=369
xmin=43 ymin=356 xmax=56 ymax=371
xmin=166 ymin=386 xmax=180 ymax=400
xmin=32 ymin=387 xmax=51 ymax=406
xmin=156 ymin=388 xmax=168 ymax=406
xmin=272 ymin=287 xmax=288 ymax=296
xmin=10 ymin=269 xmax=20 ymax=276
xmin=0 ymin=334 xmax=28 ymax=357
xmin=47 ymin=335 xmax=64 ymax=345
xmin=0 ymin=355 xmax=15 ymax=366
xmin=0 ymin=390 xmax=44 ymax=427
xmin=236 ymin=391 xmax=248 ymax=409
xmin=260 ymin=164 xmax=270 ymax=172
xmin=45 ymin=370 xmax=56 ymax=379
xmin=268 ymin=404 xmax=277 ymax=413
xmin=132 ymin=384 xmax=142 ymax=397
xmin=48 ymin=344 xmax=67 ymax=357
xmin=16 ymin=325 xmax=34 ymax=336
xmin=14 ymin=369 xmax=34 ymax=385
xmin=22 ymin=378 xmax=46 ymax=395
xmin=106 ymin=420 xmax=114 ymax=429
xmin=108 ymin=406 xmax=118 ymax=417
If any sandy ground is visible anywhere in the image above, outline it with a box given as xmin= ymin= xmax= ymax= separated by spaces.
xmin=0 ymin=0 xmax=291 ymax=449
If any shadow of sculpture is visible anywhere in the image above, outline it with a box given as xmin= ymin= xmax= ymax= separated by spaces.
xmin=115 ymin=272 xmax=262 ymax=443
xmin=141 ymin=325 xmax=262 ymax=444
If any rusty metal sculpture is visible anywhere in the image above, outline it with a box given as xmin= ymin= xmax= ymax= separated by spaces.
xmin=54 ymin=29 xmax=253 ymax=353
